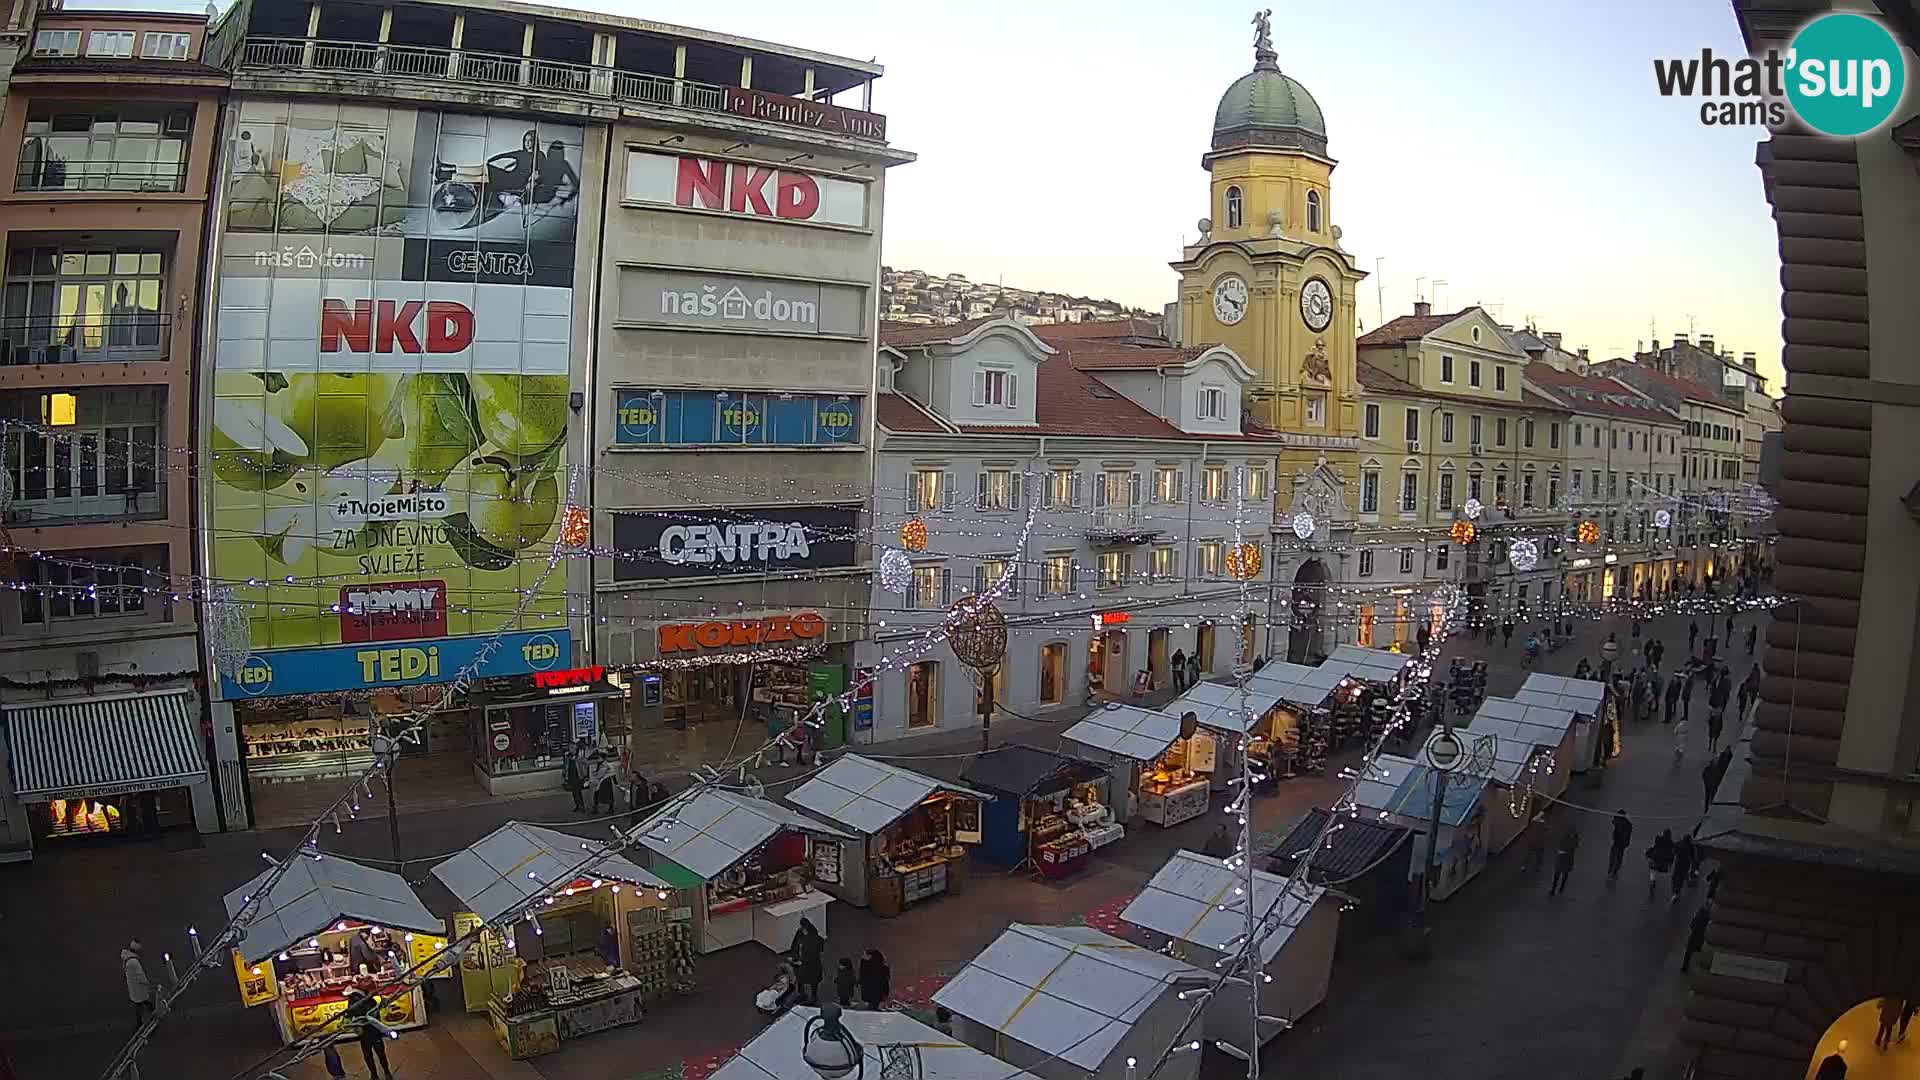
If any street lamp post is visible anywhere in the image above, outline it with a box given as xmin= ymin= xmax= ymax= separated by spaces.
xmin=802 ymin=1003 xmax=924 ymax=1080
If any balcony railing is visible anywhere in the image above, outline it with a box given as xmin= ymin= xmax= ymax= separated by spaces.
xmin=15 ymin=158 xmax=187 ymax=194
xmin=238 ymin=36 xmax=879 ymax=141
xmin=1086 ymin=507 xmax=1161 ymax=545
xmin=0 ymin=314 xmax=170 ymax=365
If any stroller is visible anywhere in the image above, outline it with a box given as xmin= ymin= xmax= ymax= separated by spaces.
xmin=754 ymin=963 xmax=799 ymax=1017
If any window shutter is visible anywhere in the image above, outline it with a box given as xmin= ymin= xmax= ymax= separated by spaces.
xmin=1006 ymin=372 xmax=1019 ymax=409
xmin=1010 ymin=471 xmax=1024 ymax=509
xmin=1129 ymin=472 xmax=1142 ymax=509
xmin=941 ymin=567 xmax=951 ymax=605
xmin=1041 ymin=476 xmax=1055 ymax=510
xmin=906 ymin=478 xmax=921 ymax=514
xmin=972 ymin=369 xmax=986 ymax=406
xmin=1072 ymin=471 xmax=1084 ymax=508
xmin=975 ymin=471 xmax=989 ymax=510
xmin=1173 ymin=470 xmax=1184 ymax=504
xmin=1092 ymin=476 xmax=1107 ymax=510
xmin=941 ymin=470 xmax=954 ymax=511
xmin=1070 ymin=560 xmax=1081 ymax=591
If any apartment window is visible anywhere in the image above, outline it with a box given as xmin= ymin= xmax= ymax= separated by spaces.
xmin=909 ymin=564 xmax=950 ymax=610
xmin=140 ymin=32 xmax=192 ymax=60
xmin=1358 ymin=549 xmax=1375 ymax=576
xmin=1608 ymin=471 xmax=1618 ymax=498
xmin=908 ymin=468 xmax=950 ymax=513
xmin=1360 ymin=469 xmax=1379 ymax=513
xmin=1404 ymin=408 xmax=1420 ymax=443
xmin=1363 ymin=403 xmax=1380 ymax=439
xmin=1548 ymin=474 xmax=1561 ymax=508
xmin=1197 ymin=541 xmax=1224 ymax=577
xmin=1468 ymin=469 xmax=1483 ymax=501
xmin=1522 ymin=470 xmax=1535 ymax=507
xmin=1441 ymin=412 xmax=1454 ymax=443
xmin=1400 ymin=472 xmax=1418 ymax=513
xmin=1042 ymin=553 xmax=1075 ymax=596
xmin=974 ymin=556 xmax=1014 ymax=596
xmin=973 ymin=367 xmax=1017 ymax=407
xmin=1438 ymin=471 xmax=1455 ymax=510
xmin=1305 ymin=190 xmax=1322 ymax=232
xmin=1494 ymin=472 xmax=1509 ymax=504
xmin=1304 ymin=394 xmax=1326 ymax=425
xmin=1398 ymin=548 xmax=1415 ymax=574
xmin=976 ymin=467 xmax=1022 ymax=511
xmin=1198 ymin=384 xmax=1225 ymax=421
xmin=1495 ymin=417 xmax=1508 ymax=447
xmin=1469 ymin=360 xmax=1482 ymax=387
xmin=1573 ymin=424 xmax=1583 ymax=447
xmin=1590 ymin=469 xmax=1600 ymax=495
xmin=1097 ymin=550 xmax=1128 ymax=590
xmin=1435 ymin=544 xmax=1450 ymax=571
xmin=1149 ymin=545 xmax=1178 ymax=580
xmin=1549 ymin=423 xmax=1560 ymax=450
xmin=1094 ymin=469 xmax=1137 ymax=525
xmin=1225 ymin=186 xmax=1243 ymax=230
xmin=1523 ymin=419 xmax=1535 ymax=448
xmin=1571 ymin=472 xmax=1583 ymax=496
xmin=3 ymin=244 xmax=168 ymax=362
xmin=18 ymin=547 xmax=154 ymax=625
xmin=1470 ymin=415 xmax=1483 ymax=446
xmin=1152 ymin=465 xmax=1182 ymax=504
xmin=1440 ymin=355 xmax=1454 ymax=383
xmin=1610 ymin=428 xmax=1618 ymax=450
xmin=1201 ymin=465 xmax=1228 ymax=504
xmin=1495 ymin=366 xmax=1507 ymax=392
xmin=1043 ymin=467 xmax=1079 ymax=509
xmin=85 ymin=31 xmax=135 ymax=58
xmin=1243 ymin=465 xmax=1270 ymax=501
xmin=32 ymin=30 xmax=81 ymax=57
xmin=2 ymin=388 xmax=161 ymax=521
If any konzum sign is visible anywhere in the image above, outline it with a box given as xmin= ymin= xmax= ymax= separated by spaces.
xmin=624 ymin=152 xmax=867 ymax=228
xmin=658 ymin=611 xmax=827 ymax=654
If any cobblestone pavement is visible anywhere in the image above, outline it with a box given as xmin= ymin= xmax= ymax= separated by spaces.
xmin=0 ymin=604 xmax=1758 ymax=1080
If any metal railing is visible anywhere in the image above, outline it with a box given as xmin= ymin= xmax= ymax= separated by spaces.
xmin=0 ymin=313 xmax=171 ymax=364
xmin=238 ymin=36 xmax=876 ymax=140
xmin=15 ymin=158 xmax=187 ymax=194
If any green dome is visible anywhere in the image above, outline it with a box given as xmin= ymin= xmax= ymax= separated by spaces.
xmin=1212 ymin=62 xmax=1327 ymax=156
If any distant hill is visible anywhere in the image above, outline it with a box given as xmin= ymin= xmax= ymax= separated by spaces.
xmin=881 ymin=266 xmax=1155 ymax=329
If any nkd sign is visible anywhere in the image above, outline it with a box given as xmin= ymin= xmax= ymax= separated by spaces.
xmin=617 ymin=267 xmax=866 ymax=337
xmin=624 ymin=152 xmax=868 ymax=228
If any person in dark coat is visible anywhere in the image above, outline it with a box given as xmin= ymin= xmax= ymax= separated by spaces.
xmin=1502 ymin=618 xmax=1514 ymax=648
xmin=1739 ymin=667 xmax=1761 ymax=719
xmin=1170 ymin=649 xmax=1188 ymax=692
xmin=1688 ymin=620 xmax=1700 ymax=653
xmin=344 ymin=990 xmax=395 ymax=1080
xmin=1417 ymin=624 xmax=1432 ymax=656
xmin=1664 ymin=676 xmax=1682 ymax=726
xmin=1607 ymin=811 xmax=1634 ymax=880
xmin=1672 ymin=834 xmax=1696 ymax=899
xmin=1548 ymin=826 xmax=1580 ymax=896
xmin=1725 ymin=613 xmax=1736 ymax=643
xmin=859 ymin=948 xmax=891 ymax=1011
xmin=562 ymin=744 xmax=587 ymax=813
xmin=1682 ymin=902 xmax=1712 ymax=972
xmin=1186 ymin=653 xmax=1201 ymax=687
xmin=626 ymin=770 xmax=650 ymax=829
xmin=1201 ymin=823 xmax=1236 ymax=858
xmin=1815 ymin=1047 xmax=1849 ymax=1079
xmin=834 ymin=957 xmax=858 ymax=1007
xmin=790 ymin=918 xmax=824 ymax=1005
xmin=1745 ymin=623 xmax=1758 ymax=656
xmin=1646 ymin=829 xmax=1675 ymax=899
xmin=1702 ymin=749 xmax=1732 ymax=813
xmin=1879 ymin=995 xmax=1904 ymax=1049
xmin=1708 ymin=676 xmax=1732 ymax=752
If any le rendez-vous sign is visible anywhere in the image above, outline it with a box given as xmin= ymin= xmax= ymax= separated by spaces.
xmin=721 ymin=87 xmax=886 ymax=142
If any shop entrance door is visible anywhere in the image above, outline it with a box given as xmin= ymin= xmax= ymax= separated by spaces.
xmin=1148 ymin=628 xmax=1169 ymax=690
xmin=1103 ymin=629 xmax=1129 ymax=695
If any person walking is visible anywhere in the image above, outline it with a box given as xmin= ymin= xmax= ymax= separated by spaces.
xmin=1673 ymin=711 xmax=1690 ymax=762
xmin=1672 ymin=833 xmax=1696 ymax=900
xmin=1502 ymin=618 xmax=1515 ymax=649
xmin=1740 ymin=667 xmax=1761 ymax=719
xmin=1548 ymin=825 xmax=1581 ymax=896
xmin=322 ymin=1041 xmax=347 ymax=1080
xmin=1877 ymin=995 xmax=1904 ymax=1050
xmin=859 ymin=948 xmax=891 ymax=1011
xmin=1701 ymin=751 xmax=1730 ymax=814
xmin=122 ymin=939 xmax=152 ymax=1028
xmin=1745 ymin=623 xmax=1758 ymax=656
xmin=1600 ymin=632 xmax=1620 ymax=667
xmin=1689 ymin=619 xmax=1700 ymax=654
xmin=1417 ymin=623 xmax=1432 ymax=656
xmin=591 ymin=753 xmax=616 ymax=815
xmin=1664 ymin=675 xmax=1682 ymax=726
xmin=345 ymin=990 xmax=395 ymax=1080
xmin=1725 ymin=612 xmax=1736 ymax=643
xmin=1607 ymin=810 xmax=1634 ymax=879
xmin=1170 ymin=649 xmax=1187 ymax=693
xmin=790 ymin=918 xmax=825 ymax=1005
xmin=834 ymin=957 xmax=858 ymax=1007
xmin=1186 ymin=652 xmax=1200 ymax=689
xmin=1816 ymin=1046 xmax=1850 ymax=1079
xmin=1682 ymin=902 xmax=1712 ymax=972
xmin=1648 ymin=637 xmax=1665 ymax=670
xmin=563 ymin=743 xmax=587 ymax=813
xmin=1646 ymin=829 xmax=1676 ymax=899
xmin=1708 ymin=676 xmax=1732 ymax=752
xmin=1900 ymin=993 xmax=1918 ymax=1043
xmin=626 ymin=769 xmax=650 ymax=829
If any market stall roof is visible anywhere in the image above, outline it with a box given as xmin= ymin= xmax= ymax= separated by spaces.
xmin=711 ymin=1005 xmax=1044 ymax=1080
xmin=1512 ymin=673 xmax=1607 ymax=716
xmin=786 ymin=754 xmax=992 ymax=836
xmin=224 ymin=856 xmax=441 ymax=965
xmin=960 ymin=745 xmax=1109 ymax=800
xmin=4 ymin=689 xmax=205 ymax=801
xmin=1353 ymin=754 xmax=1487 ymax=828
xmin=431 ymin=822 xmax=670 ymax=923
xmin=933 ymin=924 xmax=1206 ymax=1072
xmin=1166 ymin=680 xmax=1285 ymax=734
xmin=632 ymin=789 xmax=852 ymax=881
xmin=1326 ymin=643 xmax=1413 ymax=683
xmin=1452 ymin=722 xmax=1541 ymax=786
xmin=1248 ymin=659 xmax=1355 ymax=707
xmin=1471 ymin=697 xmax=1578 ymax=743
xmin=1270 ymin=807 xmax=1413 ymax=881
xmin=1122 ymin=849 xmax=1326 ymax=964
xmin=1061 ymin=704 xmax=1184 ymax=762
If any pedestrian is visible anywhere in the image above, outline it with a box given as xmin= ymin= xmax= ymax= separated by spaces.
xmin=790 ymin=918 xmax=824 ymax=1005
xmin=1663 ymin=676 xmax=1682 ymax=726
xmin=1484 ymin=618 xmax=1497 ymax=645
xmin=1650 ymin=638 xmax=1665 ymax=670
xmin=1816 ymin=1045 xmax=1850 ymax=1079
xmin=1548 ymin=825 xmax=1580 ymax=896
xmin=1574 ymin=657 xmax=1593 ymax=681
xmin=1702 ymin=750 xmax=1730 ymax=813
xmin=1418 ymin=624 xmax=1432 ymax=656
xmin=1703 ymin=630 xmax=1719 ymax=662
xmin=1740 ymin=667 xmax=1761 ymax=717
xmin=1600 ymin=632 xmax=1619 ymax=666
xmin=1745 ymin=623 xmax=1758 ymax=656
xmin=1726 ymin=612 xmax=1735 ymax=642
xmin=1252 ymin=655 xmax=1265 ymax=674
xmin=1171 ymin=649 xmax=1187 ymax=692
xmin=627 ymin=769 xmax=650 ymax=829
xmin=1706 ymin=708 xmax=1725 ymax=755
xmin=345 ymin=990 xmax=395 ymax=1080
xmin=1607 ymin=810 xmax=1633 ymax=879
xmin=933 ymin=1005 xmax=955 ymax=1035
xmin=322 ymin=1041 xmax=347 ymax=1080
xmin=834 ymin=957 xmax=858 ymax=1007
xmin=1878 ymin=995 xmax=1903 ymax=1050
xmin=1689 ymin=619 xmax=1699 ymax=653
xmin=591 ymin=753 xmax=616 ymax=815
xmin=1672 ymin=833 xmax=1695 ymax=900
xmin=562 ymin=743 xmax=586 ymax=813
xmin=1682 ymin=902 xmax=1711 ymax=972
xmin=859 ymin=948 xmax=891 ymax=1011
xmin=1901 ymin=993 xmax=1918 ymax=1042
xmin=1502 ymin=618 xmax=1514 ymax=648
xmin=1646 ymin=829 xmax=1675 ymax=899
xmin=122 ymin=939 xmax=152 ymax=1028
xmin=1186 ymin=652 xmax=1200 ymax=688
xmin=1201 ymin=822 xmax=1235 ymax=858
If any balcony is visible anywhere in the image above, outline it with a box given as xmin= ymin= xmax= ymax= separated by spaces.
xmin=238 ymin=37 xmax=884 ymax=143
xmin=0 ymin=314 xmax=170 ymax=365
xmin=15 ymin=158 xmax=187 ymax=195
xmin=1085 ymin=507 xmax=1161 ymax=546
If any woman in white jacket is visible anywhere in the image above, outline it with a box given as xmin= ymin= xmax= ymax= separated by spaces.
xmin=122 ymin=939 xmax=152 ymax=1026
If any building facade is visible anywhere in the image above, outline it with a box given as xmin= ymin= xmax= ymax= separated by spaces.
xmin=0 ymin=4 xmax=226 ymax=860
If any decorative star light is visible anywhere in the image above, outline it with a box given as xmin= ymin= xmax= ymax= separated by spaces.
xmin=1463 ymin=497 xmax=1484 ymax=520
xmin=1654 ymin=509 xmax=1673 ymax=529
xmin=878 ymin=548 xmax=913 ymax=594
xmin=1508 ymin=538 xmax=1540 ymax=572
xmin=1291 ymin=511 xmax=1316 ymax=540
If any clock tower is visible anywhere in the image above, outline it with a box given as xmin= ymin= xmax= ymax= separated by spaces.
xmin=1171 ymin=11 xmax=1367 ymax=447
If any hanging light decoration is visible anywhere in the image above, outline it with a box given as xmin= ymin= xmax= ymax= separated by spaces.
xmin=946 ymin=595 xmax=1008 ymax=673
xmin=878 ymin=548 xmax=913 ymax=594
xmin=1224 ymin=542 xmax=1264 ymax=581
xmin=558 ymin=504 xmax=592 ymax=549
xmin=1577 ymin=519 xmax=1601 ymax=545
xmin=898 ymin=518 xmax=929 ymax=552
xmin=1450 ymin=520 xmax=1477 ymax=545
xmin=206 ymin=585 xmax=254 ymax=675
xmin=1508 ymin=538 xmax=1540 ymax=572
xmin=1463 ymin=497 xmax=1484 ymax=520
xmin=1290 ymin=511 xmax=1316 ymax=541
xmin=1654 ymin=509 xmax=1673 ymax=529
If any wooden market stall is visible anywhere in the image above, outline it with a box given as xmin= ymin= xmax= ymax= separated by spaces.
xmin=1245 ymin=660 xmax=1360 ymax=778
xmin=933 ymin=924 xmax=1210 ymax=1080
xmin=784 ymin=754 xmax=990 ymax=915
xmin=959 ymin=746 xmax=1116 ymax=879
xmin=1352 ymin=753 xmax=1491 ymax=901
xmin=1469 ymin=697 xmax=1578 ymax=801
xmin=1326 ymin=643 xmax=1415 ymax=686
xmin=631 ymin=789 xmax=850 ymax=955
xmin=429 ymin=822 xmax=692 ymax=1059
xmin=1269 ymin=808 xmax=1414 ymax=942
xmin=1061 ymin=704 xmax=1211 ymax=827
xmin=224 ymin=856 xmax=448 ymax=1045
xmin=1161 ymin=680 xmax=1291 ymax=791
xmin=1120 ymin=850 xmax=1339 ymax=1051
xmin=1512 ymin=673 xmax=1612 ymax=772
xmin=711 ymin=1005 xmax=1043 ymax=1080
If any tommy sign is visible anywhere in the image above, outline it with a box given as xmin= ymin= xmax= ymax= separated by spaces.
xmin=618 ymin=268 xmax=866 ymax=336
xmin=611 ymin=505 xmax=859 ymax=581
xmin=623 ymin=152 xmax=868 ymax=228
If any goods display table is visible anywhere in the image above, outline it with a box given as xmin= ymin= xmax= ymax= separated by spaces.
xmin=1037 ymin=835 xmax=1090 ymax=879
xmin=1140 ymin=779 xmax=1209 ymax=826
xmin=752 ymin=890 xmax=832 ymax=953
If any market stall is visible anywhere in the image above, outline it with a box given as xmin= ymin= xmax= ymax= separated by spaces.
xmin=1512 ymin=673 xmax=1611 ymax=772
xmin=959 ymin=745 xmax=1116 ymax=878
xmin=430 ymin=821 xmax=693 ymax=1058
xmin=785 ymin=754 xmax=990 ymax=914
xmin=934 ymin=923 xmax=1209 ymax=1080
xmin=631 ymin=789 xmax=850 ymax=954
xmin=1121 ymin=850 xmax=1338 ymax=1050
xmin=1269 ymin=808 xmax=1414 ymax=942
xmin=1061 ymin=704 xmax=1211 ymax=827
xmin=224 ymin=856 xmax=448 ymax=1045
xmin=1468 ymin=698 xmax=1578 ymax=801
xmin=1162 ymin=681 xmax=1290 ymax=791
xmin=1247 ymin=660 xmax=1360 ymax=777
xmin=1352 ymin=753 xmax=1490 ymax=901
xmin=1326 ymin=643 xmax=1414 ymax=686
xmin=712 ymin=1005 xmax=1043 ymax=1080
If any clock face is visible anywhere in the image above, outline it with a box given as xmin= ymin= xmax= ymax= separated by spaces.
xmin=1212 ymin=275 xmax=1249 ymax=325
xmin=1300 ymin=277 xmax=1334 ymax=332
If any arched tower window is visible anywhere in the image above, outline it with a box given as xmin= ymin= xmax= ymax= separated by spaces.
xmin=1306 ymin=190 xmax=1323 ymax=233
xmin=1225 ymin=186 xmax=1243 ymax=229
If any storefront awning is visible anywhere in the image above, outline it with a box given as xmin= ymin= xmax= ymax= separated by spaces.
xmin=714 ymin=1006 xmax=1043 ymax=1080
xmin=1325 ymin=643 xmax=1413 ymax=683
xmin=4 ymin=690 xmax=204 ymax=801
xmin=1247 ymin=660 xmax=1353 ymax=708
xmin=1061 ymin=704 xmax=1182 ymax=763
xmin=432 ymin=822 xmax=670 ymax=923
xmin=1165 ymin=681 xmax=1285 ymax=734
xmin=786 ymin=754 xmax=991 ymax=836
xmin=224 ymin=856 xmax=441 ymax=965
xmin=1122 ymin=850 xmax=1325 ymax=964
xmin=632 ymin=789 xmax=852 ymax=882
xmin=1513 ymin=673 xmax=1607 ymax=718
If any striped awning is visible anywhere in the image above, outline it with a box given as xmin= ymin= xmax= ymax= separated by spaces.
xmin=5 ymin=690 xmax=205 ymax=801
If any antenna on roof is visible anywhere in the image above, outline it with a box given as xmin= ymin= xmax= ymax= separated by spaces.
xmin=1414 ymin=275 xmax=1427 ymax=302
xmin=1373 ymin=257 xmax=1385 ymax=328
xmin=1433 ymin=280 xmax=1448 ymax=311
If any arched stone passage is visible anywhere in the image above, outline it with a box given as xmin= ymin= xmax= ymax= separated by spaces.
xmin=1287 ymin=558 xmax=1330 ymax=664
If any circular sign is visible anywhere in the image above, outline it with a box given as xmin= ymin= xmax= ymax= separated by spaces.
xmin=817 ymin=400 xmax=857 ymax=442
xmin=236 ymin=654 xmax=275 ymax=697
xmin=1654 ymin=509 xmax=1673 ymax=529
xmin=1785 ymin=14 xmax=1906 ymax=137
xmin=1424 ymin=729 xmax=1465 ymax=772
xmin=720 ymin=395 xmax=761 ymax=442
xmin=493 ymin=733 xmax=510 ymax=752
xmin=1291 ymin=511 xmax=1317 ymax=541
xmin=616 ymin=392 xmax=662 ymax=443
xmin=522 ymin=634 xmax=563 ymax=671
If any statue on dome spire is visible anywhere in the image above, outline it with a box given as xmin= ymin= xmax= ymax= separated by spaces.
xmin=1251 ymin=9 xmax=1278 ymax=69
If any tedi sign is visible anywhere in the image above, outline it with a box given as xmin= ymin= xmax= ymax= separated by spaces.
xmin=1653 ymin=13 xmax=1905 ymax=135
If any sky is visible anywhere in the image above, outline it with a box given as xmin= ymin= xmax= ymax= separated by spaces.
xmin=123 ymin=0 xmax=1786 ymax=385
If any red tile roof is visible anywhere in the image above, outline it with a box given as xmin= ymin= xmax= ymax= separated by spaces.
xmin=875 ymin=393 xmax=950 ymax=434
xmin=1521 ymin=388 xmax=1570 ymax=412
xmin=879 ymin=317 xmax=1002 ymax=346
xmin=1522 ymin=363 xmax=1674 ymax=422
xmin=1017 ymin=358 xmax=1188 ymax=438
xmin=1029 ymin=318 xmax=1165 ymax=344
xmin=1356 ymin=309 xmax=1472 ymax=346
xmin=1355 ymin=362 xmax=1550 ymax=413
xmin=1056 ymin=342 xmax=1209 ymax=371
xmin=1355 ymin=361 xmax=1418 ymax=395
xmin=1593 ymin=360 xmax=1739 ymax=411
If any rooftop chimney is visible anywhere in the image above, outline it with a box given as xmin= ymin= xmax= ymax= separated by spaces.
xmin=1674 ymin=333 xmax=1689 ymax=347
xmin=1544 ymin=331 xmax=1563 ymax=349
xmin=1741 ymin=351 xmax=1756 ymax=367
xmin=1699 ymin=333 xmax=1715 ymax=352
xmin=1578 ymin=347 xmax=1590 ymax=361
xmin=1413 ymin=300 xmax=1432 ymax=318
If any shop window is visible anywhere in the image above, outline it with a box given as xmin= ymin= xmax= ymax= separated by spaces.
xmin=1039 ymin=643 xmax=1068 ymax=705
xmin=1225 ymin=186 xmax=1243 ymax=229
xmin=1435 ymin=544 xmax=1450 ymax=570
xmin=1 ymin=387 xmax=163 ymax=522
xmin=974 ymin=665 xmax=1005 ymax=714
xmin=1358 ymin=604 xmax=1375 ymax=647
xmin=1197 ymin=623 xmax=1216 ymax=672
xmin=907 ymin=661 xmax=940 ymax=729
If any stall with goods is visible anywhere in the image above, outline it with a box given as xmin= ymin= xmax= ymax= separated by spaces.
xmin=632 ymin=789 xmax=849 ymax=954
xmin=1246 ymin=661 xmax=1360 ymax=777
xmin=1121 ymin=850 xmax=1339 ymax=1050
xmin=1061 ymin=705 xmax=1211 ymax=827
xmin=933 ymin=923 xmax=1209 ymax=1080
xmin=1351 ymin=753 xmax=1490 ymax=901
xmin=1160 ymin=681 xmax=1290 ymax=792
xmin=430 ymin=821 xmax=688 ymax=1059
xmin=1511 ymin=673 xmax=1611 ymax=772
xmin=1324 ymin=645 xmax=1412 ymax=747
xmin=225 ymin=856 xmax=448 ymax=1045
xmin=1269 ymin=808 xmax=1414 ymax=942
xmin=711 ymin=1005 xmax=1043 ymax=1080
xmin=785 ymin=754 xmax=989 ymax=914
xmin=960 ymin=746 xmax=1115 ymax=878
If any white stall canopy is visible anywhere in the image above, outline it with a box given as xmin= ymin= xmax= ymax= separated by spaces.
xmin=934 ymin=924 xmax=1206 ymax=1074
xmin=712 ymin=1005 xmax=1043 ymax=1080
xmin=1354 ymin=753 xmax=1488 ymax=827
xmin=1165 ymin=681 xmax=1286 ymax=735
xmin=225 ymin=856 xmax=440 ymax=965
xmin=1512 ymin=673 xmax=1607 ymax=718
xmin=1122 ymin=850 xmax=1326 ymax=964
xmin=1326 ymin=644 xmax=1413 ymax=683
xmin=432 ymin=821 xmax=671 ymax=922
xmin=1248 ymin=660 xmax=1356 ymax=708
xmin=633 ymin=789 xmax=851 ymax=881
xmin=1061 ymin=704 xmax=1183 ymax=763
xmin=1471 ymin=698 xmax=1577 ymax=748
xmin=786 ymin=754 xmax=991 ymax=836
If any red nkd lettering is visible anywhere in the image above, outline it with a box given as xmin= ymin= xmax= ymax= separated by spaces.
xmin=320 ymin=299 xmax=372 ymax=353
xmin=776 ymin=172 xmax=820 ymax=220
xmin=727 ymin=165 xmax=775 ymax=216
xmin=320 ymin=299 xmax=474 ymax=354
xmin=674 ymin=157 xmax=726 ymax=211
